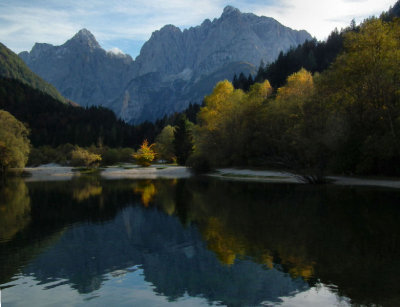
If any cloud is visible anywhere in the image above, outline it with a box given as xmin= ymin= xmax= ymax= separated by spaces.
xmin=0 ymin=5 xmax=76 ymax=51
xmin=107 ymin=47 xmax=125 ymax=55
xmin=249 ymin=0 xmax=395 ymax=40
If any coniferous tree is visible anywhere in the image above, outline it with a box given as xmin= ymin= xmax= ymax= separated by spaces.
xmin=232 ymin=74 xmax=239 ymax=89
xmin=173 ymin=115 xmax=194 ymax=165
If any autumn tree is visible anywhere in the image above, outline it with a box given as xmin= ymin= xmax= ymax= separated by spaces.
xmin=0 ymin=110 xmax=30 ymax=176
xmin=133 ymin=140 xmax=155 ymax=167
xmin=317 ymin=18 xmax=400 ymax=175
xmin=188 ymin=17 xmax=400 ymax=178
xmin=70 ymin=147 xmax=102 ymax=168
xmin=194 ymin=80 xmax=272 ymax=167
xmin=262 ymin=68 xmax=329 ymax=180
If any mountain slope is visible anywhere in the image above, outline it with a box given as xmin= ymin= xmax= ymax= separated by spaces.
xmin=19 ymin=6 xmax=312 ymax=123
xmin=0 ymin=78 xmax=139 ymax=147
xmin=0 ymin=43 xmax=66 ymax=103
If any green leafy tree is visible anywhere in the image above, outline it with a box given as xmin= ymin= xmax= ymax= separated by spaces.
xmin=316 ymin=18 xmax=400 ymax=175
xmin=133 ymin=140 xmax=155 ymax=167
xmin=0 ymin=110 xmax=30 ymax=176
xmin=154 ymin=125 xmax=176 ymax=162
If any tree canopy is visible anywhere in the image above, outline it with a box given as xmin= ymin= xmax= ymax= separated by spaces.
xmin=133 ymin=140 xmax=156 ymax=167
xmin=0 ymin=110 xmax=30 ymax=175
xmin=154 ymin=125 xmax=176 ymax=162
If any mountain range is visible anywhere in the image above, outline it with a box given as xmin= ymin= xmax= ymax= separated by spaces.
xmin=19 ymin=6 xmax=312 ymax=124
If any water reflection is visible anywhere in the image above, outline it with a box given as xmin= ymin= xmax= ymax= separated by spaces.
xmin=0 ymin=179 xmax=31 ymax=242
xmin=133 ymin=180 xmax=157 ymax=207
xmin=176 ymin=179 xmax=400 ymax=306
xmin=72 ymin=177 xmax=103 ymax=203
xmin=1 ymin=177 xmax=400 ymax=306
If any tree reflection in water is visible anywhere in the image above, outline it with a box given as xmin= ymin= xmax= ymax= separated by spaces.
xmin=0 ymin=179 xmax=31 ymax=242
xmin=0 ymin=177 xmax=399 ymax=306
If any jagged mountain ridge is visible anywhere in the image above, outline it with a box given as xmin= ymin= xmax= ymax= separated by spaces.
xmin=19 ymin=29 xmax=134 ymax=109
xmin=19 ymin=6 xmax=312 ymax=123
xmin=134 ymin=6 xmax=311 ymax=77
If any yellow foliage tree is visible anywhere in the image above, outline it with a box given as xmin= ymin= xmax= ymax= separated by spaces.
xmin=268 ymin=68 xmax=315 ymax=139
xmin=70 ymin=147 xmax=102 ymax=168
xmin=194 ymin=79 xmax=272 ymax=166
xmin=276 ymin=68 xmax=314 ymax=102
xmin=133 ymin=140 xmax=155 ymax=167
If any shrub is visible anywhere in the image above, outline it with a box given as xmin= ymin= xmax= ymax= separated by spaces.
xmin=70 ymin=147 xmax=101 ymax=167
xmin=133 ymin=140 xmax=155 ymax=167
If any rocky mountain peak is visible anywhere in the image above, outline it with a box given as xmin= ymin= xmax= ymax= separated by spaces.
xmin=29 ymin=43 xmax=54 ymax=58
xmin=222 ymin=5 xmax=241 ymax=17
xmin=66 ymin=28 xmax=100 ymax=50
xmin=154 ymin=24 xmax=182 ymax=38
xmin=160 ymin=24 xmax=181 ymax=32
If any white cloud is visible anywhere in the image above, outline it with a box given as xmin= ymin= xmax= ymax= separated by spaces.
xmin=0 ymin=5 xmax=77 ymax=52
xmin=107 ymin=47 xmax=125 ymax=55
xmin=251 ymin=0 xmax=395 ymax=40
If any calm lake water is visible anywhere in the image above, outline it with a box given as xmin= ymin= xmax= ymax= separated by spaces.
xmin=1 ymin=176 xmax=400 ymax=306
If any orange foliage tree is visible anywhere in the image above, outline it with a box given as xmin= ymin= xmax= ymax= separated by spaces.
xmin=133 ymin=140 xmax=156 ymax=167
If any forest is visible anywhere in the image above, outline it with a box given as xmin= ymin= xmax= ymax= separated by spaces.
xmin=188 ymin=17 xmax=400 ymax=180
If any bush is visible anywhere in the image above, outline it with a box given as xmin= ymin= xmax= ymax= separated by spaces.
xmin=70 ymin=147 xmax=101 ymax=167
xmin=101 ymin=147 xmax=135 ymax=165
xmin=102 ymin=148 xmax=119 ymax=165
xmin=27 ymin=144 xmax=75 ymax=166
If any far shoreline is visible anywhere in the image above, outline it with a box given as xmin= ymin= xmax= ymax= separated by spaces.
xmin=19 ymin=164 xmax=400 ymax=189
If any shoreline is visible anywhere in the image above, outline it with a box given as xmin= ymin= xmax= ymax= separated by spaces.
xmin=21 ymin=164 xmax=400 ymax=189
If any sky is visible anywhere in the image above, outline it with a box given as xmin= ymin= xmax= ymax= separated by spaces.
xmin=0 ymin=0 xmax=396 ymax=58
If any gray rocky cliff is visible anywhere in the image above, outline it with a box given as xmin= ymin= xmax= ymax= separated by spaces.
xmin=19 ymin=7 xmax=312 ymax=123
xmin=19 ymin=29 xmax=134 ymax=108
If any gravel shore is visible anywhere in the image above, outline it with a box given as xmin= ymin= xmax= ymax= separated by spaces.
xmin=23 ymin=164 xmax=400 ymax=189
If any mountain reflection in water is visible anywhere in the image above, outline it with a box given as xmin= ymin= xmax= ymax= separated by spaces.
xmin=1 ymin=176 xmax=400 ymax=306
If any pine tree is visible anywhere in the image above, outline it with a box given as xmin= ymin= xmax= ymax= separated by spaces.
xmin=173 ymin=115 xmax=194 ymax=165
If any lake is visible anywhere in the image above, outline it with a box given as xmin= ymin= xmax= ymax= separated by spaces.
xmin=1 ymin=175 xmax=400 ymax=306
